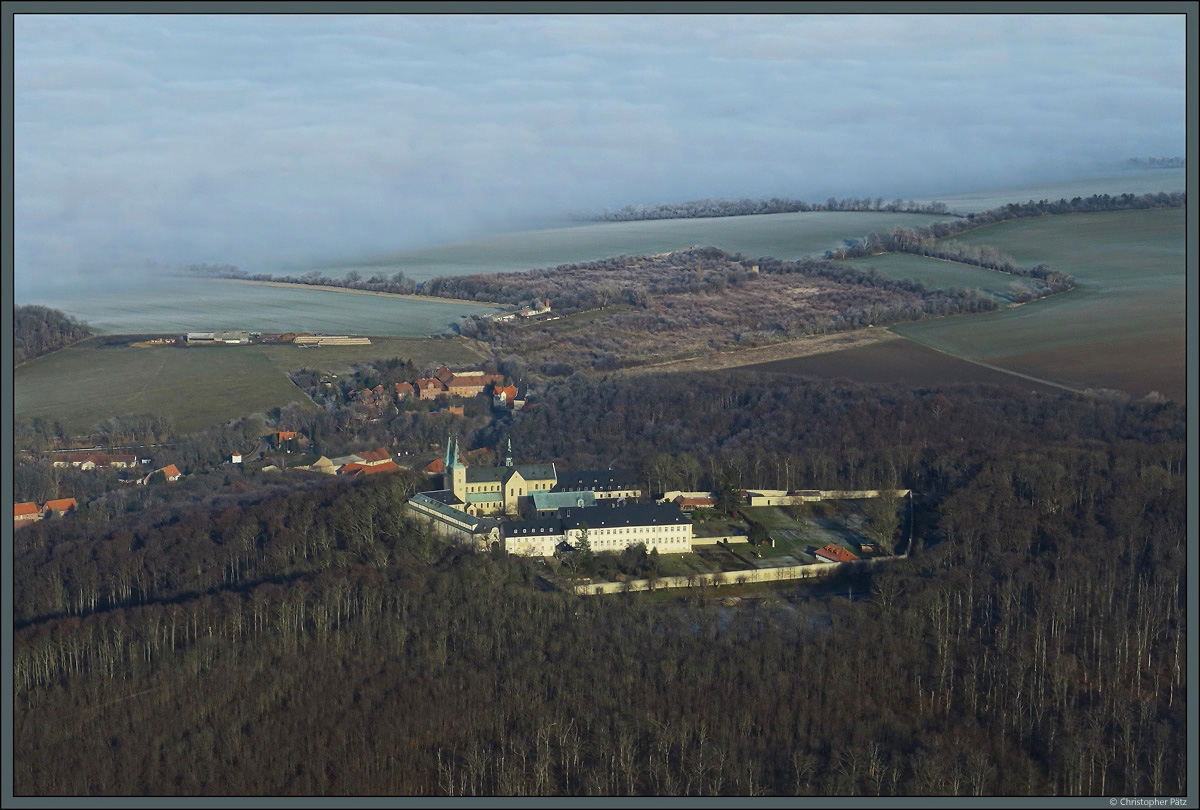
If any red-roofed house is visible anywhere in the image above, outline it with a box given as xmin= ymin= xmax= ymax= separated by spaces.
xmin=423 ymin=458 xmax=445 ymax=475
xmin=674 ymin=494 xmax=717 ymax=512
xmin=43 ymin=498 xmax=78 ymax=516
xmin=416 ymin=378 xmax=446 ymax=400
xmin=340 ymin=460 xmax=402 ymax=477
xmin=14 ymin=502 xmax=42 ymax=522
xmin=395 ymin=382 xmax=415 ymax=399
xmin=493 ymin=385 xmax=519 ymax=408
xmin=814 ymin=544 xmax=859 ymax=564
xmin=161 ymin=464 xmax=182 ymax=481
xmin=433 ymin=365 xmax=455 ymax=384
xmin=357 ymin=447 xmax=392 ymax=466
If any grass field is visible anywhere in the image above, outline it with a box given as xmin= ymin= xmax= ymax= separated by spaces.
xmin=849 ymin=252 xmax=1041 ymax=304
xmin=14 ymin=337 xmax=486 ymax=436
xmin=883 ymin=208 xmax=1186 ymax=400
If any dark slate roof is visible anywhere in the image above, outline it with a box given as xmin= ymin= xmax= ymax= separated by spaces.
xmin=559 ymin=502 xmax=689 ymax=530
xmin=502 ymin=518 xmax=566 ymax=538
xmin=420 ymin=489 xmax=464 ymax=507
xmin=465 ymin=463 xmax=556 ymax=485
xmin=553 ymin=469 xmax=640 ymax=492
xmin=408 ymin=492 xmax=498 ymax=534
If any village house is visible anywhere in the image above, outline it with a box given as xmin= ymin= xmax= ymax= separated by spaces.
xmin=14 ymin=502 xmax=42 ymax=523
xmin=42 ymin=498 xmax=78 ymax=516
xmin=416 ymin=378 xmax=446 ymax=400
xmin=356 ymin=447 xmax=393 ymax=466
xmin=52 ymin=452 xmax=138 ymax=470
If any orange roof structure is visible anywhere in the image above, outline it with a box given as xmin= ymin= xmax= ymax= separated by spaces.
xmin=14 ymin=502 xmax=41 ymax=518
xmin=161 ymin=464 xmax=182 ymax=479
xmin=340 ymin=460 xmax=402 ymax=476
xmin=43 ymin=498 xmax=78 ymax=513
xmin=814 ymin=544 xmax=859 ymax=563
xmin=358 ymin=447 xmax=392 ymax=464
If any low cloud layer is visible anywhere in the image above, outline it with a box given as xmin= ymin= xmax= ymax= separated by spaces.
xmin=14 ymin=13 xmax=1186 ymax=295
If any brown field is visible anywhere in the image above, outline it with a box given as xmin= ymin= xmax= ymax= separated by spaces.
xmin=999 ymin=333 xmax=1186 ymax=403
xmin=733 ymin=335 xmax=1071 ymax=395
xmin=624 ymin=329 xmax=902 ymax=376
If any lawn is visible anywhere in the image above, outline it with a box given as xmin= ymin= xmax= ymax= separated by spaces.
xmin=14 ymin=336 xmax=486 ymax=437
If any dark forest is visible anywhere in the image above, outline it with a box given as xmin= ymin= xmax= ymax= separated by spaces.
xmin=11 ymin=373 xmax=1186 ymax=796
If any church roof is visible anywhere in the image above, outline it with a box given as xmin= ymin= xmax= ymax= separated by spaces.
xmin=465 ymin=463 xmax=556 ymax=484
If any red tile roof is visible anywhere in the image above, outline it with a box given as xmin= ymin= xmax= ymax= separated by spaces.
xmin=43 ymin=498 xmax=78 ymax=513
xmin=814 ymin=544 xmax=859 ymax=563
xmin=358 ymin=447 xmax=392 ymax=464
xmin=395 ymin=382 xmax=415 ymax=397
xmin=341 ymin=460 xmax=402 ymax=476
xmin=161 ymin=464 xmax=182 ymax=479
xmin=423 ymin=458 xmax=445 ymax=474
xmin=14 ymin=502 xmax=41 ymax=517
xmin=433 ymin=365 xmax=454 ymax=384
xmin=277 ymin=431 xmax=298 ymax=442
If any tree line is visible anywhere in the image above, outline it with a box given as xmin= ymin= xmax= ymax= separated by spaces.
xmin=593 ymin=196 xmax=953 ymax=221
xmin=187 ymin=263 xmax=420 ymax=296
xmin=14 ymin=305 xmax=92 ymax=365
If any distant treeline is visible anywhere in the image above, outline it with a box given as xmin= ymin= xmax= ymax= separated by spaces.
xmin=14 ymin=305 xmax=92 ymax=365
xmin=595 ymin=196 xmax=953 ymax=222
xmin=188 ymin=263 xmax=418 ymax=296
xmin=1125 ymin=156 xmax=1184 ymax=169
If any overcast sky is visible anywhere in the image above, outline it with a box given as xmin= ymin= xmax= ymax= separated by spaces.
xmin=12 ymin=12 xmax=1187 ymax=293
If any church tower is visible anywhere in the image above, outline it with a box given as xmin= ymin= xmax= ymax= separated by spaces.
xmin=443 ymin=434 xmax=467 ymax=502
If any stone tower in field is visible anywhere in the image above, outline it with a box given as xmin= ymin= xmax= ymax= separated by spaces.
xmin=443 ymin=434 xmax=466 ymax=502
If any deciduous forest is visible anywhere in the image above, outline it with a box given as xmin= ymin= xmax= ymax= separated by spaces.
xmin=14 ymin=305 xmax=92 ymax=366
xmin=12 ymin=374 xmax=1186 ymax=796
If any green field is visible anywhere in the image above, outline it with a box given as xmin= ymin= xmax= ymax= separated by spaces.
xmin=850 ymin=252 xmax=1041 ymax=304
xmin=14 ymin=337 xmax=485 ymax=436
xmin=887 ymin=208 xmax=1186 ymax=400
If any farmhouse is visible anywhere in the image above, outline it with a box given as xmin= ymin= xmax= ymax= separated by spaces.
xmin=43 ymin=498 xmax=78 ymax=516
xmin=14 ymin=502 xmax=42 ymax=522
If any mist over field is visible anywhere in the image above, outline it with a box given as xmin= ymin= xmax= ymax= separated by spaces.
xmin=13 ymin=13 xmax=1186 ymax=299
